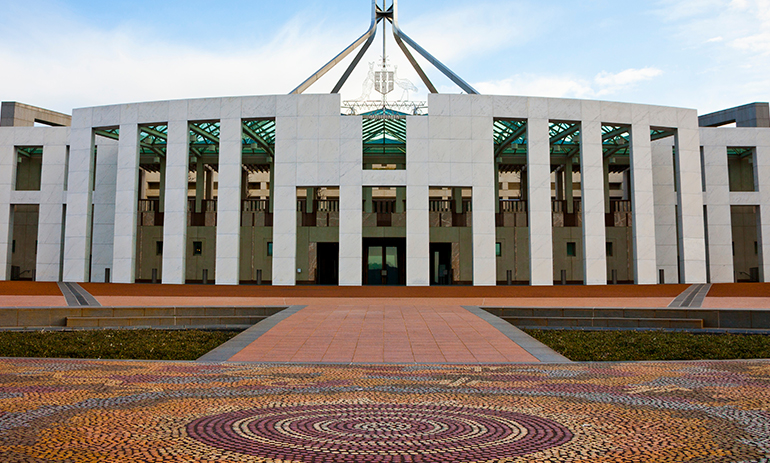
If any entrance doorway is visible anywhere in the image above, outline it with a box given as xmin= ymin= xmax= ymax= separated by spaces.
xmin=430 ymin=243 xmax=452 ymax=285
xmin=317 ymin=242 xmax=339 ymax=285
xmin=363 ymin=238 xmax=406 ymax=285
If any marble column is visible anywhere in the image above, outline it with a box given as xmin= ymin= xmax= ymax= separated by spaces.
xmin=674 ymin=118 xmax=708 ymax=283
xmin=215 ymin=117 xmax=243 ymax=285
xmin=756 ymin=144 xmax=770 ymax=281
xmin=629 ymin=122 xmax=658 ymax=284
xmin=527 ymin=118 xmax=554 ymax=285
xmin=406 ymin=116 xmax=429 ymax=286
xmin=90 ymin=142 xmax=118 ymax=282
xmin=702 ymin=145 xmax=733 ymax=282
xmin=161 ymin=120 xmax=190 ymax=284
xmin=63 ymin=110 xmax=96 ymax=282
xmin=272 ymin=116 xmax=298 ymax=286
xmin=112 ymin=124 xmax=140 ymax=283
xmin=36 ymin=143 xmax=67 ymax=281
xmin=580 ymin=121 xmax=607 ymax=285
xmin=0 ymin=145 xmax=14 ymax=280
xmin=339 ymin=116 xmax=363 ymax=286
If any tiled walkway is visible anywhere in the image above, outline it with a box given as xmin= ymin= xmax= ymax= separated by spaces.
xmin=229 ymin=304 xmax=539 ymax=363
xmin=1 ymin=358 xmax=768 ymax=462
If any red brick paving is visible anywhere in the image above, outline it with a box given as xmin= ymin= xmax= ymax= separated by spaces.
xmin=229 ymin=303 xmax=538 ymax=363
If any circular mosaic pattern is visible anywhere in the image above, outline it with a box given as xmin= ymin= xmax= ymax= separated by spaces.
xmin=186 ymin=403 xmax=573 ymax=461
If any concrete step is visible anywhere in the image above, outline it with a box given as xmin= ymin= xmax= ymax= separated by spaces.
xmin=66 ymin=315 xmax=268 ymax=328
xmin=502 ymin=316 xmax=704 ymax=330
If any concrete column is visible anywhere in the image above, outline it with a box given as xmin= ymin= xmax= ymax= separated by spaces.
xmin=158 ymin=158 xmax=166 ymax=213
xmin=161 ymin=120 xmax=190 ymax=284
xmin=756 ymin=144 xmax=770 ymax=281
xmin=205 ymin=166 xmax=214 ymax=200
xmin=629 ymin=121 xmax=658 ymax=284
xmin=406 ymin=185 xmax=429 ymax=285
xmin=63 ymin=111 xmax=96 ymax=283
xmin=112 ymin=123 xmax=140 ymax=283
xmin=622 ymin=170 xmax=631 ymax=200
xmin=363 ymin=187 xmax=373 ymax=213
xmin=652 ymin=141 xmax=679 ymax=283
xmin=36 ymin=143 xmax=67 ymax=281
xmin=0 ymin=145 xmax=14 ymax=280
xmin=195 ymin=160 xmax=204 ymax=213
xmin=565 ymin=157 xmax=574 ymax=213
xmin=702 ymin=145 xmax=733 ymax=283
xmin=340 ymin=116 xmax=363 ymax=286
xmin=406 ymin=116 xmax=429 ymax=286
xmin=272 ymin=116 xmax=298 ymax=286
xmin=555 ymin=167 xmax=564 ymax=201
xmin=215 ymin=117 xmax=242 ymax=285
xmin=90 ymin=142 xmax=118 ymax=283
xmin=396 ymin=187 xmax=406 ymax=214
xmin=674 ymin=119 xmax=707 ymax=283
xmin=580 ymin=121 xmax=607 ymax=285
xmin=527 ymin=118 xmax=553 ymax=285
xmin=603 ymin=159 xmax=611 ymax=213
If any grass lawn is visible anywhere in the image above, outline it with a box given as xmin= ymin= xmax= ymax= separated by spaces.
xmin=524 ymin=329 xmax=770 ymax=362
xmin=0 ymin=329 xmax=240 ymax=361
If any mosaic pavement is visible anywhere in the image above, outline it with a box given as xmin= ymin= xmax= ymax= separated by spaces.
xmin=1 ymin=359 xmax=769 ymax=462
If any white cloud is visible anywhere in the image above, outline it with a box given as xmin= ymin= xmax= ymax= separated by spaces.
xmin=400 ymin=2 xmax=550 ymax=62
xmin=0 ymin=6 xmax=356 ymax=113
xmin=594 ymin=68 xmax=664 ymax=95
xmin=474 ymin=67 xmax=664 ymax=100
xmin=706 ymin=36 xmax=724 ymax=43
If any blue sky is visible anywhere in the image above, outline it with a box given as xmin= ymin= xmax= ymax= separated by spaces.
xmin=1 ymin=0 xmax=768 ymax=114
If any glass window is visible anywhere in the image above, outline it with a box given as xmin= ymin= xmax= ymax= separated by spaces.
xmin=496 ymin=243 xmax=502 ymax=257
xmin=567 ymin=242 xmax=577 ymax=257
xmin=193 ymin=241 xmax=203 ymax=256
xmin=606 ymin=242 xmax=613 ymax=257
xmin=267 ymin=242 xmax=273 ymax=256
xmin=156 ymin=241 xmax=163 ymax=255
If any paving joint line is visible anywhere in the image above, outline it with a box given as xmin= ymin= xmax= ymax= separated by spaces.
xmin=197 ymin=305 xmax=305 ymax=362
xmin=463 ymin=306 xmax=571 ymax=363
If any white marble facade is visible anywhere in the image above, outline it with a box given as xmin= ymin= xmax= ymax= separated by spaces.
xmin=2 ymin=93 xmax=769 ymax=285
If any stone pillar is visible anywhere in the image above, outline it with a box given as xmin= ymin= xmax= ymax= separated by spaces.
xmin=272 ymin=115 xmax=298 ymax=286
xmin=36 ymin=142 xmax=67 ymax=281
xmin=603 ymin=159 xmax=611 ymax=213
xmin=195 ymin=160 xmax=204 ymax=213
xmin=90 ymin=142 xmax=118 ymax=283
xmin=161 ymin=120 xmax=190 ymax=284
xmin=702 ymin=145 xmax=733 ymax=283
xmin=62 ymin=110 xmax=96 ymax=282
xmin=580 ymin=121 xmax=608 ymax=285
xmin=406 ymin=185 xmax=429 ymax=286
xmin=527 ymin=118 xmax=554 ymax=285
xmin=112 ymin=123 xmax=140 ymax=283
xmin=215 ymin=117 xmax=242 ymax=285
xmin=674 ymin=117 xmax=707 ymax=283
xmin=0 ymin=145 xmax=14 ymax=280
xmin=339 ymin=116 xmax=363 ymax=286
xmin=756 ymin=144 xmax=770 ymax=281
xmin=629 ymin=121 xmax=658 ymax=284
xmin=406 ymin=116 xmax=429 ymax=286
xmin=565 ymin=157 xmax=574 ymax=213
xmin=158 ymin=158 xmax=166 ymax=213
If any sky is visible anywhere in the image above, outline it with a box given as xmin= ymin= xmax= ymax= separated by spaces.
xmin=0 ymin=0 xmax=768 ymax=115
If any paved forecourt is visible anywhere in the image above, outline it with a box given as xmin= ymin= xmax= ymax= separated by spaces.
xmin=0 ymin=358 xmax=768 ymax=462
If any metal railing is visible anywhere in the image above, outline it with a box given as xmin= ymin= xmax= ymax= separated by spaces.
xmin=499 ymin=200 xmax=527 ymax=213
xmin=242 ymin=199 xmax=269 ymax=212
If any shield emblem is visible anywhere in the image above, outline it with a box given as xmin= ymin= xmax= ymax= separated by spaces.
xmin=374 ymin=71 xmax=394 ymax=95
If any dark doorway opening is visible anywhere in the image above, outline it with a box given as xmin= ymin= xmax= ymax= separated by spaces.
xmin=317 ymin=242 xmax=339 ymax=285
xmin=363 ymin=238 xmax=406 ymax=285
xmin=430 ymin=243 xmax=452 ymax=285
